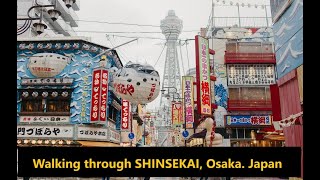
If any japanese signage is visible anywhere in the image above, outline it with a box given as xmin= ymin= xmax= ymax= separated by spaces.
xmin=226 ymin=115 xmax=273 ymax=126
xmin=90 ymin=69 xmax=109 ymax=122
xmin=121 ymin=99 xmax=131 ymax=130
xmin=17 ymin=125 xmax=74 ymax=138
xmin=77 ymin=126 xmax=108 ymax=141
xmin=19 ymin=116 xmax=69 ymax=123
xmin=172 ymin=102 xmax=183 ymax=126
xmin=81 ymin=75 xmax=89 ymax=121
xmin=113 ymin=83 xmax=135 ymax=96
xmin=100 ymin=70 xmax=109 ymax=121
xmin=195 ymin=35 xmax=212 ymax=115
xmin=109 ymin=129 xmax=121 ymax=143
xmin=147 ymin=83 xmax=157 ymax=100
xmin=182 ymin=76 xmax=195 ymax=129
xmin=21 ymin=78 xmax=73 ymax=85
xmin=227 ymin=64 xmax=275 ymax=86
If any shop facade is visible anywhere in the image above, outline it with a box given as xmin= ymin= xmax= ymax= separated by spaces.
xmin=17 ymin=37 xmax=124 ymax=179
xmin=224 ymin=41 xmax=278 ymax=147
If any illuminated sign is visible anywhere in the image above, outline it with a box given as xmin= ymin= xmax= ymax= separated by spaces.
xmin=195 ymin=35 xmax=212 ymax=115
xmin=226 ymin=115 xmax=273 ymax=126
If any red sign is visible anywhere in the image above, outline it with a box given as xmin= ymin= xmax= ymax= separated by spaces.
xmin=100 ymin=70 xmax=108 ymax=121
xmin=121 ymin=99 xmax=130 ymax=130
xmin=90 ymin=69 xmax=109 ymax=122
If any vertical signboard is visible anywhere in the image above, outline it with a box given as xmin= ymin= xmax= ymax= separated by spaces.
xmin=121 ymin=99 xmax=131 ymax=130
xmin=182 ymin=76 xmax=195 ymax=129
xmin=90 ymin=69 xmax=109 ymax=123
xmin=172 ymin=102 xmax=182 ymax=126
xmin=100 ymin=70 xmax=109 ymax=121
xmin=195 ymin=35 xmax=212 ymax=115
xmin=90 ymin=69 xmax=102 ymax=122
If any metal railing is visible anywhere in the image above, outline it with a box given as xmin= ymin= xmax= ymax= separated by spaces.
xmin=225 ymin=53 xmax=275 ymax=63
xmin=228 ymin=99 xmax=272 ymax=108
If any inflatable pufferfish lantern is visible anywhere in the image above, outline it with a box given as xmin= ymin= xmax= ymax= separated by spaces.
xmin=110 ymin=62 xmax=160 ymax=105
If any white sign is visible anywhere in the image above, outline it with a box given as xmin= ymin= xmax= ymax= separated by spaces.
xmin=17 ymin=125 xmax=73 ymax=138
xmin=109 ymin=129 xmax=120 ymax=143
xmin=77 ymin=126 xmax=108 ymax=141
xmin=19 ymin=116 xmax=70 ymax=123
xmin=21 ymin=78 xmax=74 ymax=85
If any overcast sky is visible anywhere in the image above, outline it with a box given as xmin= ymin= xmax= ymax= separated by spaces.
xmin=74 ymin=0 xmax=271 ymax=111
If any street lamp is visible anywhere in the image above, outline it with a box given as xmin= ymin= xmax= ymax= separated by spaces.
xmin=17 ymin=0 xmax=75 ymax=35
xmin=161 ymin=86 xmax=180 ymax=101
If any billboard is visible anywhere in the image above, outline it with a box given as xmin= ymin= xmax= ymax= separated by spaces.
xmin=90 ymin=69 xmax=109 ymax=123
xmin=182 ymin=76 xmax=194 ymax=129
xmin=195 ymin=35 xmax=212 ymax=115
xmin=225 ymin=115 xmax=273 ymax=126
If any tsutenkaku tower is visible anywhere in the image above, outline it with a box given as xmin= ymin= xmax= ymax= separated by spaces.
xmin=160 ymin=10 xmax=183 ymax=106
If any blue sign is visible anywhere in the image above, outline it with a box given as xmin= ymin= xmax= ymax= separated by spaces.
xmin=226 ymin=115 xmax=272 ymax=126
xmin=182 ymin=130 xmax=189 ymax=138
xmin=128 ymin=132 xmax=135 ymax=140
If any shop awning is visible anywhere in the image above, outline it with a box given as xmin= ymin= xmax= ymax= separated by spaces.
xmin=78 ymin=141 xmax=120 ymax=147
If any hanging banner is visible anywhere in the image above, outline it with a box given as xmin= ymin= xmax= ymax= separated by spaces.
xmin=172 ymin=102 xmax=183 ymax=126
xmin=182 ymin=76 xmax=195 ymax=129
xmin=90 ymin=69 xmax=109 ymax=123
xmin=195 ymin=35 xmax=212 ymax=115
xmin=121 ymin=99 xmax=131 ymax=130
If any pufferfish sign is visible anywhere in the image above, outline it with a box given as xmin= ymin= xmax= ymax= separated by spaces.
xmin=111 ymin=62 xmax=160 ymax=105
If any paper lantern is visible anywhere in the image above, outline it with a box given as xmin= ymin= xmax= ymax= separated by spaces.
xmin=112 ymin=62 xmax=160 ymax=105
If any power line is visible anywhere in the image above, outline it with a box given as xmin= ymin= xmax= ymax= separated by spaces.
xmin=185 ymin=41 xmax=191 ymax=72
xmin=154 ymin=31 xmax=172 ymax=67
xmin=179 ymin=40 xmax=185 ymax=76
xmin=106 ymin=35 xmax=128 ymax=64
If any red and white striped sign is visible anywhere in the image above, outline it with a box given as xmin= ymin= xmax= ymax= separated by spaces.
xmin=121 ymin=99 xmax=131 ymax=130
xmin=90 ymin=69 xmax=109 ymax=123
xmin=100 ymin=70 xmax=108 ymax=121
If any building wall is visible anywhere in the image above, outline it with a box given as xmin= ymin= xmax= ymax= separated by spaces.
xmin=17 ymin=40 xmax=122 ymax=124
xmin=277 ymin=70 xmax=302 ymax=123
xmin=208 ymin=27 xmax=274 ymax=128
xmin=17 ymin=39 xmax=124 ymax=149
xmin=270 ymin=0 xmax=303 ymax=178
xmin=272 ymin=0 xmax=303 ymax=79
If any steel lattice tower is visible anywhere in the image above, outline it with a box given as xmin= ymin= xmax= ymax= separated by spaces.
xmin=160 ymin=10 xmax=183 ymax=106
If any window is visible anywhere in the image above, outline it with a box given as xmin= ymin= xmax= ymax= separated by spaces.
xmin=237 ymin=129 xmax=245 ymax=138
xmin=227 ymin=64 xmax=275 ymax=85
xmin=21 ymin=99 xmax=44 ymax=112
xmin=108 ymin=106 xmax=117 ymax=121
xmin=19 ymin=90 xmax=71 ymax=114
xmin=228 ymin=87 xmax=271 ymax=102
xmin=47 ymin=99 xmax=70 ymax=112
